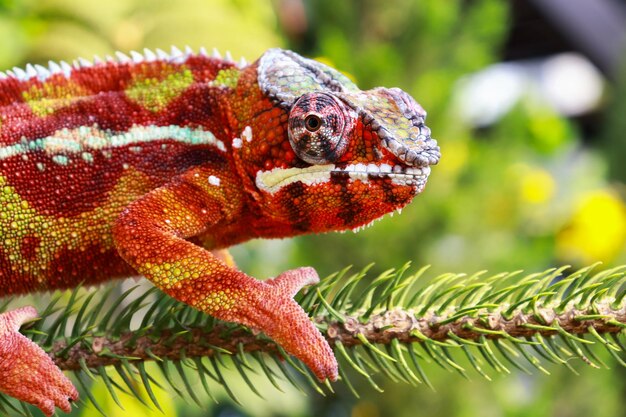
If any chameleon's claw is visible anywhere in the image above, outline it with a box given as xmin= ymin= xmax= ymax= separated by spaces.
xmin=0 ymin=307 xmax=78 ymax=416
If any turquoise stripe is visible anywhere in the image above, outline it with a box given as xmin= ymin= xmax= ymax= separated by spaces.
xmin=0 ymin=124 xmax=225 ymax=161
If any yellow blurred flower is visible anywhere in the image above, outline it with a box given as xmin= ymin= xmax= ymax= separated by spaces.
xmin=557 ymin=190 xmax=626 ymax=264
xmin=508 ymin=163 xmax=556 ymax=205
xmin=520 ymin=167 xmax=555 ymax=204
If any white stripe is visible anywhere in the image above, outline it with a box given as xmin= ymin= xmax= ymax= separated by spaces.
xmin=0 ymin=124 xmax=225 ymax=160
xmin=255 ymin=164 xmax=431 ymax=194
xmin=256 ymin=165 xmax=334 ymax=194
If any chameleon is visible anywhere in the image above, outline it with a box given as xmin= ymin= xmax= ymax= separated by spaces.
xmin=0 ymin=46 xmax=440 ymax=415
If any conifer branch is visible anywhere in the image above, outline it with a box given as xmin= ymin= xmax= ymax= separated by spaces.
xmin=327 ymin=300 xmax=626 ymax=347
xmin=47 ymin=301 xmax=625 ymax=371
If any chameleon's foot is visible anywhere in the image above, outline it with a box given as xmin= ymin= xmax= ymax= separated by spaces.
xmin=257 ymin=267 xmax=338 ymax=381
xmin=0 ymin=306 xmax=78 ymax=416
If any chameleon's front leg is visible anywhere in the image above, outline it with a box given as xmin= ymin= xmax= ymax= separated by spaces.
xmin=112 ymin=166 xmax=337 ymax=380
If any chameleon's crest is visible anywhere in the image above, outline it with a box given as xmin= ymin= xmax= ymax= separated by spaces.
xmin=258 ymin=48 xmax=359 ymax=106
xmin=258 ymin=49 xmax=440 ymax=168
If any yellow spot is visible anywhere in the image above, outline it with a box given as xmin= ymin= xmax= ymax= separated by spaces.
xmin=214 ymin=68 xmax=240 ymax=88
xmin=126 ymin=65 xmax=194 ymax=112
xmin=203 ymin=290 xmax=238 ymax=312
xmin=0 ymin=169 xmax=152 ymax=275
xmin=23 ymin=81 xmax=90 ymax=117
xmin=557 ymin=189 xmax=626 ymax=263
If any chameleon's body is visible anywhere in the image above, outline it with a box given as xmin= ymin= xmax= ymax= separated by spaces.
xmin=0 ymin=47 xmax=439 ymax=414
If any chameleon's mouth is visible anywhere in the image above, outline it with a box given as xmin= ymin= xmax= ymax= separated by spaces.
xmin=255 ymin=163 xmax=430 ymax=195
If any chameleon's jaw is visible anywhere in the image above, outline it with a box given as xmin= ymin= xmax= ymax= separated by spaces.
xmin=255 ymin=163 xmax=430 ymax=195
xmin=332 ymin=163 xmax=430 ymax=188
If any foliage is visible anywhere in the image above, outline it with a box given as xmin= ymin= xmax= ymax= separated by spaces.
xmin=0 ymin=263 xmax=624 ymax=415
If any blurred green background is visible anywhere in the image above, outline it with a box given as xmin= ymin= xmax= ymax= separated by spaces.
xmin=1 ymin=0 xmax=625 ymax=416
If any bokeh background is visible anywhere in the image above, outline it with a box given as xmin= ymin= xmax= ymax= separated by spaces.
xmin=1 ymin=0 xmax=625 ymax=416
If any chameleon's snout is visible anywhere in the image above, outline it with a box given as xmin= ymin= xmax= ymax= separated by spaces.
xmin=341 ymin=87 xmax=441 ymax=168
xmin=381 ymin=87 xmax=440 ymax=168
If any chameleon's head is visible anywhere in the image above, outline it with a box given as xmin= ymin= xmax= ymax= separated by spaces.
xmin=242 ymin=49 xmax=440 ymax=232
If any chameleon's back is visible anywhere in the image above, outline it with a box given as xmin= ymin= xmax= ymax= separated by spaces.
xmin=0 ymin=49 xmax=238 ymax=294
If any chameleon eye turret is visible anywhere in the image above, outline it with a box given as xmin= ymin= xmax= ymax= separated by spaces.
xmin=287 ymin=92 xmax=356 ymax=164
xmin=258 ymin=48 xmax=440 ymax=169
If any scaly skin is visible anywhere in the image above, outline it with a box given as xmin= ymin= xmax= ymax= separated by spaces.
xmin=0 ymin=47 xmax=440 ymax=414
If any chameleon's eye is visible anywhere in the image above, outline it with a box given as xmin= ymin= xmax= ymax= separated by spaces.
xmin=288 ymin=93 xmax=355 ymax=164
xmin=304 ymin=114 xmax=322 ymax=132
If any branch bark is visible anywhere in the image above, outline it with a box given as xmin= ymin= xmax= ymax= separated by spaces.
xmin=49 ymin=300 xmax=626 ymax=370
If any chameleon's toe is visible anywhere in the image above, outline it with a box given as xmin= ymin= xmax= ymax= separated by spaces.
xmin=46 ymin=372 xmax=79 ymax=414
xmin=265 ymin=266 xmax=320 ymax=297
xmin=36 ymin=399 xmax=56 ymax=417
xmin=30 ymin=384 xmax=76 ymax=416
xmin=0 ymin=307 xmax=78 ymax=416
xmin=47 ymin=382 xmax=78 ymax=415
